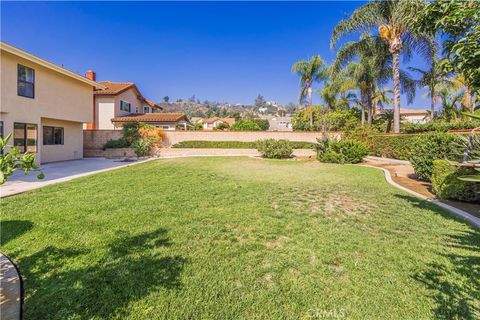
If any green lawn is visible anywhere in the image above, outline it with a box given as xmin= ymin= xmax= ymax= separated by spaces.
xmin=1 ymin=157 xmax=479 ymax=319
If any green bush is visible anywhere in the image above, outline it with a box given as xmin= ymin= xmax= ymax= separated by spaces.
xmin=213 ymin=122 xmax=229 ymax=131
xmin=368 ymin=135 xmax=417 ymax=160
xmin=131 ymin=138 xmax=152 ymax=157
xmin=172 ymin=140 xmax=314 ymax=149
xmin=410 ymin=133 xmax=462 ymax=181
xmin=257 ymin=139 xmax=293 ymax=159
xmin=292 ymin=107 xmax=359 ymax=131
xmin=103 ymin=139 xmax=129 ymax=150
xmin=230 ymin=120 xmax=262 ymax=131
xmin=122 ymin=122 xmax=154 ymax=144
xmin=401 ymin=120 xmax=480 ymax=133
xmin=431 ymin=160 xmax=480 ymax=202
xmin=316 ymin=139 xmax=368 ymax=164
xmin=252 ymin=119 xmax=270 ymax=131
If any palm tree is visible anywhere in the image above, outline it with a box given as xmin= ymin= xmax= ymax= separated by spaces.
xmin=292 ymin=55 xmax=328 ymax=126
xmin=448 ymin=74 xmax=477 ymax=113
xmin=437 ymin=90 xmax=462 ymax=121
xmin=408 ymin=52 xmax=447 ymax=119
xmin=331 ymin=0 xmax=433 ymax=133
xmin=318 ymin=67 xmax=357 ymax=111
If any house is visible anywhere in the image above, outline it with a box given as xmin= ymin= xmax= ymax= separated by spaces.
xmin=400 ymin=108 xmax=430 ymax=124
xmin=260 ymin=115 xmax=293 ymax=131
xmin=0 ymin=42 xmax=104 ymax=163
xmin=86 ymin=73 xmax=162 ymax=130
xmin=376 ymin=108 xmax=429 ymax=124
xmin=202 ymin=117 xmax=236 ymax=130
xmin=111 ymin=113 xmax=189 ymax=130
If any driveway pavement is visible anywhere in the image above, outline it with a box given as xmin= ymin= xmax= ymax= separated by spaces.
xmin=0 ymin=158 xmax=150 ymax=198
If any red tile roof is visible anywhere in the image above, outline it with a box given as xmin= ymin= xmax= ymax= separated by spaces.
xmin=95 ymin=81 xmax=161 ymax=109
xmin=111 ymin=113 xmax=187 ymax=123
xmin=94 ymin=81 xmax=135 ymax=95
xmin=203 ymin=117 xmax=236 ymax=125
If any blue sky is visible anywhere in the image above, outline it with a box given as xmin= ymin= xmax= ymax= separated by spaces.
xmin=1 ymin=1 xmax=429 ymax=108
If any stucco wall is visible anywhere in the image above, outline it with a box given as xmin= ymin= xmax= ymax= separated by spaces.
xmin=0 ymin=50 xmax=94 ymax=163
xmin=1 ymin=51 xmax=93 ymax=123
xmin=40 ymin=118 xmax=83 ymax=163
xmin=84 ymin=130 xmax=336 ymax=150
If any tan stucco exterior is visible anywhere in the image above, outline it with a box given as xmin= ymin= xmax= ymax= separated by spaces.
xmin=1 ymin=44 xmax=101 ymax=163
xmin=94 ymin=88 xmax=155 ymax=130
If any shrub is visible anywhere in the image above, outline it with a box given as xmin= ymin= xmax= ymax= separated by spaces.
xmin=410 ymin=132 xmax=462 ymax=181
xmin=103 ymin=139 xmax=129 ymax=150
xmin=316 ymin=139 xmax=368 ymax=164
xmin=401 ymin=119 xmax=480 ymax=133
xmin=172 ymin=140 xmax=315 ymax=149
xmin=116 ymin=122 xmax=163 ymax=156
xmin=214 ymin=122 xmax=229 ymax=131
xmin=257 ymin=139 xmax=293 ymax=159
xmin=431 ymin=160 xmax=480 ymax=202
xmin=368 ymin=134 xmax=417 ymax=160
xmin=122 ymin=122 xmax=153 ymax=144
xmin=230 ymin=120 xmax=262 ymax=131
xmin=252 ymin=119 xmax=270 ymax=131
xmin=292 ymin=107 xmax=359 ymax=131
xmin=131 ymin=138 xmax=152 ymax=157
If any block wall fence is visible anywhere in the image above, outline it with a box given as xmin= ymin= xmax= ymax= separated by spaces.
xmin=83 ymin=130 xmax=339 ymax=150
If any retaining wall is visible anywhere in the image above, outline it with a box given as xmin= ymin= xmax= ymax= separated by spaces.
xmin=84 ymin=130 xmax=336 ymax=150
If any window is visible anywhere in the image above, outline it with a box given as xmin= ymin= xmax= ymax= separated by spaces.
xmin=0 ymin=121 xmax=3 ymax=139
xmin=18 ymin=65 xmax=35 ymax=98
xmin=144 ymin=106 xmax=150 ymax=113
xmin=43 ymin=126 xmax=64 ymax=145
xmin=14 ymin=123 xmax=37 ymax=153
xmin=120 ymin=100 xmax=131 ymax=112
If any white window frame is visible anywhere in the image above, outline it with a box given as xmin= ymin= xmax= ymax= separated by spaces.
xmin=120 ymin=100 xmax=131 ymax=112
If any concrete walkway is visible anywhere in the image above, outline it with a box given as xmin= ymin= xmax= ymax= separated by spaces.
xmin=364 ymin=156 xmax=480 ymax=228
xmin=0 ymin=158 xmax=152 ymax=198
xmin=0 ymin=254 xmax=21 ymax=320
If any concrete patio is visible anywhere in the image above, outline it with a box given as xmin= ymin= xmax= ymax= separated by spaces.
xmin=0 ymin=158 xmax=151 ymax=198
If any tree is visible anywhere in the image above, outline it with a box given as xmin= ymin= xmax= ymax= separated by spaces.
xmin=254 ymin=94 xmax=266 ymax=108
xmin=417 ymin=0 xmax=480 ymax=92
xmin=447 ymin=74 xmax=477 ymax=113
xmin=408 ymin=51 xmax=448 ymax=118
xmin=291 ymin=55 xmax=328 ymax=126
xmin=163 ymin=96 xmax=170 ymax=103
xmin=331 ymin=0 xmax=433 ymax=133
xmin=0 ymin=133 xmax=44 ymax=184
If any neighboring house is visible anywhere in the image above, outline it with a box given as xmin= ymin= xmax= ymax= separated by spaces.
xmin=202 ymin=117 xmax=236 ymax=130
xmin=0 ymin=42 xmax=104 ymax=163
xmin=261 ymin=115 xmax=292 ymax=131
xmin=111 ymin=113 xmax=190 ymax=130
xmin=86 ymin=73 xmax=162 ymax=130
xmin=376 ymin=108 xmax=429 ymax=124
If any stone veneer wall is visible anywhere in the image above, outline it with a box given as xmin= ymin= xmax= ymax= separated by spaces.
xmin=84 ymin=130 xmax=338 ymax=150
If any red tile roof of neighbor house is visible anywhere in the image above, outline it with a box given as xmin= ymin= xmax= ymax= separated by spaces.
xmin=95 ymin=81 xmax=162 ymax=109
xmin=203 ymin=117 xmax=236 ymax=125
xmin=111 ymin=113 xmax=188 ymax=123
xmin=376 ymin=108 xmax=428 ymax=116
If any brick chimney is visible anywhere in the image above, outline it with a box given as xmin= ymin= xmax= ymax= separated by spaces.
xmin=85 ymin=70 xmax=96 ymax=81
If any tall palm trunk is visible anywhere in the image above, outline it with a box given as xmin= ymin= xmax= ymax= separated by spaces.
xmin=367 ymin=87 xmax=373 ymax=125
xmin=392 ymin=51 xmax=401 ymax=133
xmin=308 ymin=86 xmax=313 ymax=128
xmin=430 ymin=83 xmax=435 ymax=120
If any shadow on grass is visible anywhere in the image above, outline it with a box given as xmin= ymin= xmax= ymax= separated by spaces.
xmin=18 ymin=228 xmax=186 ymax=319
xmin=396 ymin=194 xmax=480 ymax=318
xmin=0 ymin=220 xmax=33 ymax=246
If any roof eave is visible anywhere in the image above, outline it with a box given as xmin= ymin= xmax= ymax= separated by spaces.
xmin=1 ymin=41 xmax=106 ymax=89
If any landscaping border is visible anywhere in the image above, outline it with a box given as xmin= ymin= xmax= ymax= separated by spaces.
xmin=361 ymin=164 xmax=480 ymax=228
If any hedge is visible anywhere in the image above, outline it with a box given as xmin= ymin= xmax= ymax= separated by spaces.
xmin=367 ymin=134 xmax=417 ymax=160
xmin=172 ymin=140 xmax=314 ymax=149
xmin=431 ymin=160 xmax=480 ymax=203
